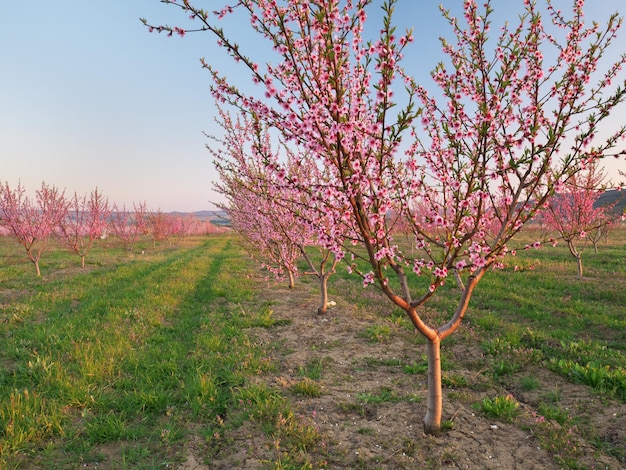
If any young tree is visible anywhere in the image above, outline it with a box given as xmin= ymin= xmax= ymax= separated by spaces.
xmin=588 ymin=220 xmax=613 ymax=253
xmin=57 ymin=187 xmax=110 ymax=268
xmin=109 ymin=202 xmax=148 ymax=253
xmin=0 ymin=181 xmax=68 ymax=276
xmin=146 ymin=0 xmax=626 ymax=433
xmin=211 ymin=112 xmax=308 ymax=288
xmin=148 ymin=209 xmax=177 ymax=247
xmin=540 ymin=162 xmax=616 ymax=277
xmin=211 ymin=109 xmax=343 ymax=310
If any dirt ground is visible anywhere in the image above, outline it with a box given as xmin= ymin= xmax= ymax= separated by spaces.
xmin=183 ymin=280 xmax=625 ymax=470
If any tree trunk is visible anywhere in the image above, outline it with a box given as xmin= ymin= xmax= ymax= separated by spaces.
xmin=396 ymin=270 xmax=485 ymax=436
xmin=423 ymin=335 xmax=443 ymax=434
xmin=81 ymin=254 xmax=86 ymax=269
xmin=317 ymin=273 xmax=329 ymax=315
xmin=27 ymin=248 xmax=42 ymax=277
xmin=287 ymin=270 xmax=295 ymax=289
xmin=568 ymin=240 xmax=583 ymax=278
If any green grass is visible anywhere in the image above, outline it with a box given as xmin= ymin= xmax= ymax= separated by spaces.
xmin=0 ymin=235 xmax=323 ymax=468
xmin=297 ymin=357 xmax=330 ymax=380
xmin=291 ymin=378 xmax=323 ymax=398
xmin=475 ymin=394 xmax=521 ymax=423
xmin=1 ymin=226 xmax=625 ymax=468
xmin=358 ymin=324 xmax=392 ymax=343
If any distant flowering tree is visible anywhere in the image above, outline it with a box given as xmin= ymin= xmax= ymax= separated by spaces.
xmin=211 ymin=112 xmax=309 ymax=288
xmin=588 ymin=220 xmax=614 ymax=253
xmin=173 ymin=214 xmax=194 ymax=238
xmin=148 ymin=210 xmax=177 ymax=247
xmin=57 ymin=187 xmax=110 ymax=268
xmin=109 ymin=202 xmax=148 ymax=253
xmin=540 ymin=162 xmax=616 ymax=277
xmin=0 ymin=181 xmax=68 ymax=276
xmin=210 ymin=108 xmax=342 ymax=311
xmin=146 ymin=0 xmax=626 ymax=433
xmin=230 ymin=186 xmax=304 ymax=287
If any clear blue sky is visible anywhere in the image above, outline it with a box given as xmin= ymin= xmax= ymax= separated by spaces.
xmin=1 ymin=1 xmax=624 ymax=212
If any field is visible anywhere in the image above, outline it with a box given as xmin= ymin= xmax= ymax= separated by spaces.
xmin=0 ymin=230 xmax=625 ymax=469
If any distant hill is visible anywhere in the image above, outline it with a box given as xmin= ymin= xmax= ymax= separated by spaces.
xmin=168 ymin=210 xmax=228 ymax=220
xmin=194 ymin=210 xmax=229 ymax=221
xmin=595 ymin=189 xmax=626 ymax=215
xmin=166 ymin=210 xmax=231 ymax=226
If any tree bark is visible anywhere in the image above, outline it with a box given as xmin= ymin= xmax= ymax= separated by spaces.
xmin=423 ymin=335 xmax=443 ymax=434
xmin=287 ymin=270 xmax=295 ymax=289
xmin=567 ymin=240 xmax=584 ymax=278
xmin=34 ymin=260 xmax=41 ymax=277
xmin=317 ymin=273 xmax=329 ymax=314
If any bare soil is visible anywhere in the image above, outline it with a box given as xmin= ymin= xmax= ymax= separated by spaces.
xmin=186 ymin=279 xmax=625 ymax=470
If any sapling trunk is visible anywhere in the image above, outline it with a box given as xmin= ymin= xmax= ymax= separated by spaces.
xmin=395 ymin=270 xmax=484 ymax=435
xmin=34 ymin=261 xmax=41 ymax=277
xmin=299 ymin=246 xmax=338 ymax=315
xmin=567 ymin=240 xmax=584 ymax=278
xmin=423 ymin=335 xmax=443 ymax=434
xmin=317 ymin=273 xmax=331 ymax=314
xmin=26 ymin=248 xmax=42 ymax=277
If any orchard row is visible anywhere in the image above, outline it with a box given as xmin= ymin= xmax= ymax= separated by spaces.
xmin=0 ymin=181 xmax=224 ymax=276
xmin=145 ymin=0 xmax=626 ymax=433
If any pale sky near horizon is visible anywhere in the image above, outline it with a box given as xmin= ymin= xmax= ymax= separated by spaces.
xmin=1 ymin=1 xmax=625 ymax=212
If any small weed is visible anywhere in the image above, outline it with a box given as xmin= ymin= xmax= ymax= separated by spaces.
xmin=291 ymin=378 xmax=323 ymax=398
xmin=401 ymin=438 xmax=417 ymax=457
xmin=402 ymin=361 xmax=428 ymax=375
xmin=442 ymin=372 xmax=468 ymax=388
xmin=549 ymin=358 xmax=626 ymax=400
xmin=475 ymin=313 xmax=502 ymax=331
xmin=589 ymin=432 xmax=626 ymax=462
xmin=537 ymin=403 xmax=571 ymax=426
xmin=358 ymin=324 xmax=391 ymax=343
xmin=519 ymin=376 xmax=541 ymax=391
xmin=297 ymin=357 xmax=330 ymax=380
xmin=476 ymin=394 xmax=520 ymax=423
xmin=492 ymin=359 xmax=521 ymax=377
xmin=357 ymin=387 xmax=400 ymax=404
xmin=441 ymin=420 xmax=454 ymax=432
xmin=273 ymin=411 xmax=322 ymax=454
xmin=238 ymin=306 xmax=292 ymax=328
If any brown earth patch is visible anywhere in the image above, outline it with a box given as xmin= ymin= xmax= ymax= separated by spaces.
xmin=194 ymin=280 xmax=626 ymax=469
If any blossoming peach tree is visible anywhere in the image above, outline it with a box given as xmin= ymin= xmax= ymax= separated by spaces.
xmin=540 ymin=161 xmax=617 ymax=277
xmin=0 ymin=181 xmax=68 ymax=276
xmin=209 ymin=107 xmax=342 ymax=311
xmin=145 ymin=0 xmax=626 ymax=433
xmin=56 ymin=187 xmax=110 ymax=268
